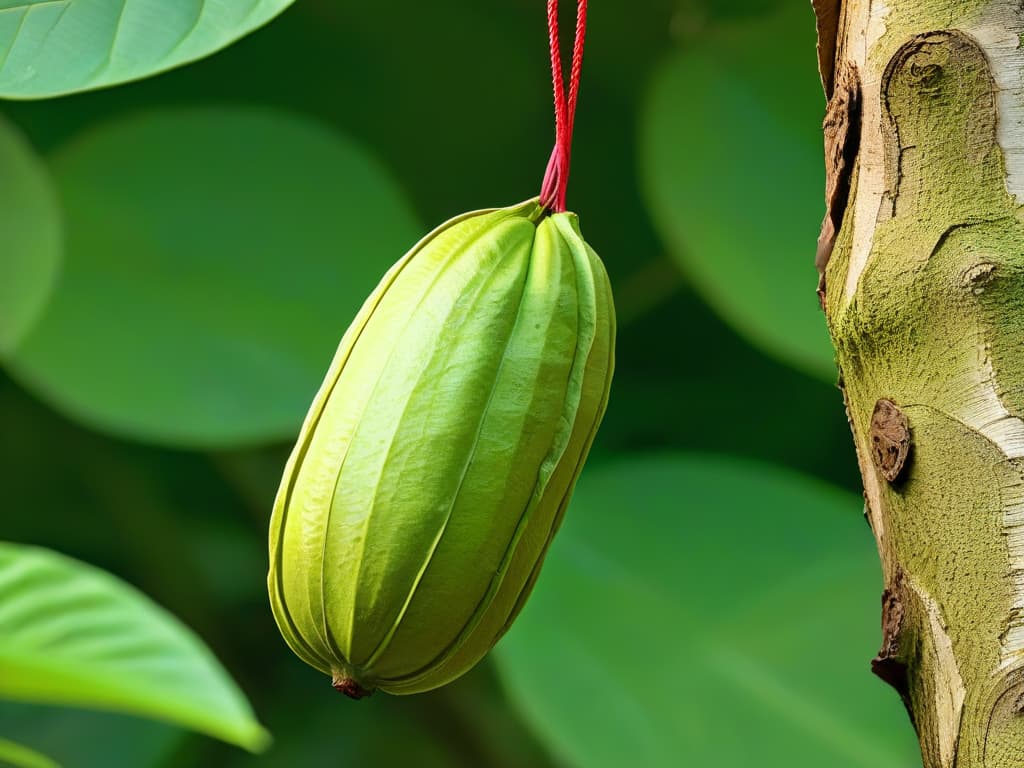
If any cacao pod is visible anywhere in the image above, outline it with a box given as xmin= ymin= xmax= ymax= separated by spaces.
xmin=268 ymin=198 xmax=615 ymax=696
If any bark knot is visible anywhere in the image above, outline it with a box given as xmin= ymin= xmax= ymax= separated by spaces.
xmin=961 ymin=261 xmax=997 ymax=295
xmin=871 ymin=399 xmax=911 ymax=483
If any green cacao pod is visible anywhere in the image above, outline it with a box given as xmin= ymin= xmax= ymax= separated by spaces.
xmin=268 ymin=198 xmax=615 ymax=696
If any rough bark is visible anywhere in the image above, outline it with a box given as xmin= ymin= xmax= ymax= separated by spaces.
xmin=814 ymin=1 xmax=1024 ymax=765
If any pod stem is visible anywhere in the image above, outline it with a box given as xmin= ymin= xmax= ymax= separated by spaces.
xmin=332 ymin=672 xmax=373 ymax=700
xmin=539 ymin=0 xmax=588 ymax=213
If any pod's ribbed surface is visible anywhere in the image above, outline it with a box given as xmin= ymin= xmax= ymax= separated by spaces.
xmin=269 ymin=199 xmax=615 ymax=694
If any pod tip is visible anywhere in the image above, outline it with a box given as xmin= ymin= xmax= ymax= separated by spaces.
xmin=332 ymin=673 xmax=373 ymax=700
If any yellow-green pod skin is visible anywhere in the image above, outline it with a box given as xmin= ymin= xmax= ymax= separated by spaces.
xmin=268 ymin=198 xmax=615 ymax=696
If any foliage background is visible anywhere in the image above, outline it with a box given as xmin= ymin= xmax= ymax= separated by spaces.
xmin=0 ymin=0 xmax=924 ymax=765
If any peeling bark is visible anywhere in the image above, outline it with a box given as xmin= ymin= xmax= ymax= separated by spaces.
xmin=811 ymin=0 xmax=842 ymax=97
xmin=815 ymin=0 xmax=1024 ymax=764
xmin=816 ymin=61 xmax=861 ymax=306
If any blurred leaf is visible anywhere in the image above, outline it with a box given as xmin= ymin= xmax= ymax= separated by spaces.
xmin=236 ymin=692 xmax=457 ymax=768
xmin=211 ymin=446 xmax=290 ymax=522
xmin=8 ymin=107 xmax=420 ymax=447
xmin=0 ymin=0 xmax=295 ymax=100
xmin=595 ymin=290 xmax=860 ymax=489
xmin=0 ymin=701 xmax=180 ymax=768
xmin=0 ymin=372 xmax=245 ymax=645
xmin=0 ymin=737 xmax=58 ymax=768
xmin=204 ymin=662 xmax=466 ymax=768
xmin=640 ymin=5 xmax=834 ymax=380
xmin=0 ymin=115 xmax=59 ymax=356
xmin=0 ymin=542 xmax=269 ymax=752
xmin=433 ymin=660 xmax=557 ymax=768
xmin=494 ymin=454 xmax=919 ymax=767
xmin=0 ymin=0 xmax=675 ymax=319
xmin=689 ymin=0 xmax=781 ymax=20
xmin=186 ymin=516 xmax=265 ymax=606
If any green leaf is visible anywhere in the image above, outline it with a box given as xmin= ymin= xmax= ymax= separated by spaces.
xmin=0 ymin=737 xmax=59 ymax=768
xmin=0 ymin=115 xmax=59 ymax=356
xmin=0 ymin=542 xmax=269 ymax=753
xmin=0 ymin=0 xmax=295 ymax=100
xmin=640 ymin=5 xmax=834 ymax=380
xmin=494 ymin=454 xmax=920 ymax=767
xmin=7 ymin=106 xmax=420 ymax=447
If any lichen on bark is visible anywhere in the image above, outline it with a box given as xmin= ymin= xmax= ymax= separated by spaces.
xmin=815 ymin=1 xmax=1024 ymax=764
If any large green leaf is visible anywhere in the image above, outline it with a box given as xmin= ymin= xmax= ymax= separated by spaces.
xmin=0 ymin=0 xmax=295 ymax=99
xmin=494 ymin=455 xmax=920 ymax=767
xmin=0 ymin=737 xmax=58 ymax=768
xmin=7 ymin=107 xmax=420 ymax=447
xmin=0 ymin=542 xmax=269 ymax=752
xmin=0 ymin=115 xmax=59 ymax=356
xmin=640 ymin=5 xmax=834 ymax=380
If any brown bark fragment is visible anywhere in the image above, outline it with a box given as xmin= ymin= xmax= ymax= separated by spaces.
xmin=810 ymin=0 xmax=841 ymax=97
xmin=870 ymin=399 xmax=911 ymax=483
xmin=873 ymin=575 xmax=911 ymax=703
xmin=816 ymin=62 xmax=861 ymax=307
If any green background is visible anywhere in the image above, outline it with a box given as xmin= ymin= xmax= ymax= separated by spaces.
xmin=0 ymin=0 xmax=923 ymax=765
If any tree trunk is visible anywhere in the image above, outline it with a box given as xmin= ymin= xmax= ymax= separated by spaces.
xmin=813 ymin=1 xmax=1024 ymax=765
